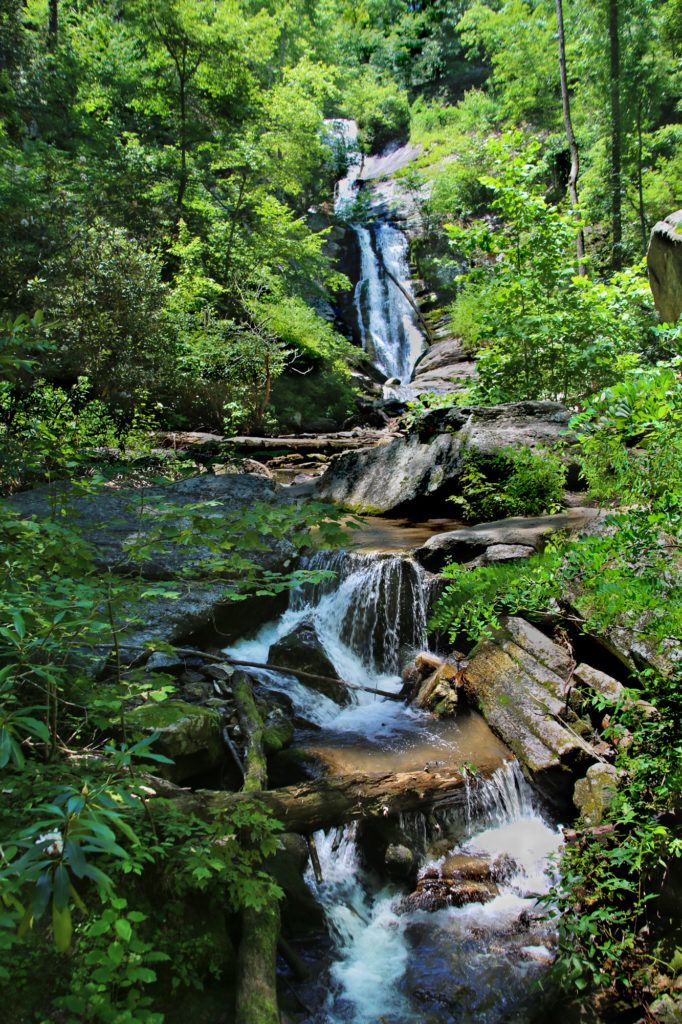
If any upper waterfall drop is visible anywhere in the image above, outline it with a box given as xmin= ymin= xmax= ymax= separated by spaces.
xmin=326 ymin=118 xmax=427 ymax=387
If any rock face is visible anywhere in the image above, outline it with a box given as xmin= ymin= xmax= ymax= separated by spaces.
xmin=267 ymin=621 xmax=351 ymax=705
xmin=9 ymin=473 xmax=295 ymax=660
xmin=315 ymin=402 xmax=571 ymax=513
xmin=573 ymin=763 xmax=619 ymax=826
xmin=409 ymin=337 xmax=477 ymax=395
xmin=462 ymin=617 xmax=596 ymax=803
xmin=415 ymin=508 xmax=602 ymax=573
xmin=647 ymin=210 xmax=682 ymax=323
xmin=125 ymin=699 xmax=223 ymax=783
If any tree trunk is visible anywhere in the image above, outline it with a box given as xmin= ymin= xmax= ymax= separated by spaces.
xmin=608 ymin=0 xmax=622 ymax=270
xmin=147 ymin=755 xmax=506 ymax=834
xmin=48 ymin=0 xmax=58 ymax=46
xmin=177 ymin=70 xmax=188 ymax=209
xmin=636 ymin=97 xmax=647 ymax=255
xmin=232 ymin=672 xmax=280 ymax=1024
xmin=555 ymin=0 xmax=586 ymax=274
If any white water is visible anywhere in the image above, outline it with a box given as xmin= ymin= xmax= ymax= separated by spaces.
xmin=354 ymin=223 xmax=425 ymax=384
xmin=327 ymin=118 xmax=426 ymax=386
xmin=225 ymin=552 xmax=430 ymax=738
xmin=306 ymin=762 xmax=563 ymax=1024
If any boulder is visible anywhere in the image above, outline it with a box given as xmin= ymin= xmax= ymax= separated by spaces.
xmin=462 ymin=617 xmax=595 ymax=804
xmin=647 ymin=210 xmax=682 ymax=323
xmin=400 ymin=876 xmax=498 ymax=913
xmin=315 ymin=402 xmax=571 ymax=513
xmin=385 ymin=843 xmax=417 ymax=880
xmin=414 ymin=508 xmax=602 ymax=573
xmin=124 ymin=699 xmax=223 ymax=783
xmin=413 ymin=661 xmax=461 ymax=716
xmin=8 ymin=473 xmax=295 ymax=662
xmin=268 ymin=621 xmax=351 ymax=706
xmin=573 ymin=763 xmax=619 ymax=825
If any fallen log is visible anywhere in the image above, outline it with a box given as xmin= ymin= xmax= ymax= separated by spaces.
xmin=229 ymin=433 xmax=399 ymax=454
xmin=166 ymin=647 xmax=403 ymax=701
xmin=146 ymin=755 xmax=507 ymax=834
xmin=233 ymin=672 xmax=280 ymax=1024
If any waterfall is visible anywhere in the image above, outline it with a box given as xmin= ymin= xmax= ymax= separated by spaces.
xmin=354 ymin=224 xmax=425 ymax=383
xmin=291 ymin=550 xmax=429 ymax=676
xmin=305 ymin=760 xmax=562 ymax=1024
xmin=328 ymin=119 xmax=426 ymax=386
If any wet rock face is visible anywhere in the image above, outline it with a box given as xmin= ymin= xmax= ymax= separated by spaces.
xmin=315 ymin=402 xmax=571 ymax=514
xmin=401 ymin=876 xmax=498 ymax=913
xmin=267 ymin=620 xmax=351 ymax=706
xmin=647 ymin=210 xmax=682 ymax=323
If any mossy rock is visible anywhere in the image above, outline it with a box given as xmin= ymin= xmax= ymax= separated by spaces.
xmin=125 ymin=699 xmax=223 ymax=783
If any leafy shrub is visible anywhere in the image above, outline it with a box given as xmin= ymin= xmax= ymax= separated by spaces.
xmin=449 ymin=446 xmax=566 ymax=523
xmin=446 ymin=143 xmax=655 ymax=404
xmin=347 ymin=71 xmax=411 ymax=153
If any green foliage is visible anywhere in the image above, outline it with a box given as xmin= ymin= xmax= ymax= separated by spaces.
xmin=346 ymin=69 xmax=411 ymax=152
xmin=570 ymin=362 xmax=682 ymax=507
xmin=446 ymin=144 xmax=655 ymax=403
xmin=448 ymin=445 xmax=566 ymax=523
xmin=430 ymin=550 xmax=561 ymax=644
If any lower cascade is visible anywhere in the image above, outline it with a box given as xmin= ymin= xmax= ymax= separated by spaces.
xmin=304 ymin=762 xmax=561 ymax=1024
xmin=226 ymin=549 xmax=565 ymax=1022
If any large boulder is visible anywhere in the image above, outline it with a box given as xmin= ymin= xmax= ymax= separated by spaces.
xmin=8 ymin=473 xmax=296 ymax=661
xmin=124 ymin=699 xmax=223 ymax=783
xmin=462 ymin=617 xmax=596 ymax=804
xmin=647 ymin=210 xmax=682 ymax=323
xmin=268 ymin=621 xmax=351 ymax=706
xmin=8 ymin=472 xmax=289 ymax=579
xmin=415 ymin=508 xmax=602 ymax=573
xmin=315 ymin=402 xmax=571 ymax=513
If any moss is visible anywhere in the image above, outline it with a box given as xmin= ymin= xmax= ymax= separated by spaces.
xmin=125 ymin=700 xmax=223 ymax=782
xmin=262 ymin=719 xmax=294 ymax=754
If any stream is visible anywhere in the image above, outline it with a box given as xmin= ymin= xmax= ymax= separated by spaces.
xmin=226 ymin=550 xmax=564 ymax=1023
xmin=224 ymin=128 xmax=565 ymax=1021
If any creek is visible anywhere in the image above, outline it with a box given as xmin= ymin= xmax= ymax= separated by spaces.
xmin=223 ymin=128 xmax=565 ymax=1021
xmin=225 ymin=548 xmax=564 ymax=1023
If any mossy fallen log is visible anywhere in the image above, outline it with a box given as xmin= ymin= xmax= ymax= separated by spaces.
xmin=145 ymin=755 xmax=507 ymax=834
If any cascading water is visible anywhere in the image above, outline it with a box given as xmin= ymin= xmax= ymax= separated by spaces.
xmin=326 ymin=118 xmax=426 ymax=387
xmin=225 ymin=543 xmax=563 ymax=1021
xmin=305 ymin=762 xmax=563 ymax=1024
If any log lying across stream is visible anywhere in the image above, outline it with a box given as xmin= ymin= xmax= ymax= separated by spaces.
xmin=146 ymin=755 xmax=507 ymax=835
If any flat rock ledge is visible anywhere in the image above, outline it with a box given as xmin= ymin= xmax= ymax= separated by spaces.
xmin=414 ymin=508 xmax=603 ymax=572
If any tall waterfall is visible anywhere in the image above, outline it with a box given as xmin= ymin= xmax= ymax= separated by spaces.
xmin=326 ymin=118 xmax=426 ymax=386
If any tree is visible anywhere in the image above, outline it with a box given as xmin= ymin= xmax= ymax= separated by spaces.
xmin=555 ymin=0 xmax=586 ymax=274
xmin=608 ymin=0 xmax=622 ymax=269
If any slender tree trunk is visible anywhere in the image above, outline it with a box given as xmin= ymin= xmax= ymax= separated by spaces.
xmin=48 ymin=0 xmax=58 ymax=47
xmin=636 ymin=96 xmax=647 ymax=254
xmin=177 ymin=70 xmax=188 ymax=209
xmin=608 ymin=0 xmax=622 ymax=270
xmin=556 ymin=0 xmax=586 ymax=274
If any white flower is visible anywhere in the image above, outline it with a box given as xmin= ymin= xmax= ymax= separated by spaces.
xmin=36 ymin=830 xmax=63 ymax=857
